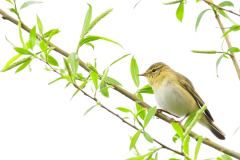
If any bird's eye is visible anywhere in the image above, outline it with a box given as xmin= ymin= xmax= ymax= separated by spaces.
xmin=152 ymin=68 xmax=157 ymax=72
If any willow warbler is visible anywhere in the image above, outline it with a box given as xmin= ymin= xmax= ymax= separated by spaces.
xmin=139 ymin=62 xmax=225 ymax=140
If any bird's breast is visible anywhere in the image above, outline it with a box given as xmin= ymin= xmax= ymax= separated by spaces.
xmin=153 ymin=81 xmax=196 ymax=117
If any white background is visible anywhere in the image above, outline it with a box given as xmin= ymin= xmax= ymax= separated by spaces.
xmin=0 ymin=0 xmax=240 ymax=159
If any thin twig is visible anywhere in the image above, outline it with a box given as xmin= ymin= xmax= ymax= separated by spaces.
xmin=202 ymin=0 xmax=240 ymax=17
xmin=1 ymin=8 xmax=240 ymax=159
xmin=205 ymin=2 xmax=240 ymax=80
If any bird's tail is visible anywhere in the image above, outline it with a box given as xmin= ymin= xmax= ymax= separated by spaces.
xmin=208 ymin=122 xmax=225 ymax=140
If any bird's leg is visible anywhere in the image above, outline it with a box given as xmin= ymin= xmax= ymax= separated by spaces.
xmin=178 ymin=113 xmax=189 ymax=124
xmin=157 ymin=109 xmax=179 ymax=118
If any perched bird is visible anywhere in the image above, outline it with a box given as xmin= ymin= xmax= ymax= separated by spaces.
xmin=139 ymin=62 xmax=225 ymax=140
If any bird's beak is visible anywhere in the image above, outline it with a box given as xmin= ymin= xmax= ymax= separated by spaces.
xmin=138 ymin=73 xmax=146 ymax=76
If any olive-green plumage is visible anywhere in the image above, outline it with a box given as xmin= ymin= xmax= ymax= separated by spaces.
xmin=140 ymin=62 xmax=225 ymax=140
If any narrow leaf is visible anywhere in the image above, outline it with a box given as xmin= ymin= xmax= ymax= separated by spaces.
xmin=216 ymin=54 xmax=224 ymax=77
xmin=87 ymin=8 xmax=113 ymax=35
xmin=36 ymin=15 xmax=43 ymax=34
xmin=90 ymin=71 xmax=98 ymax=89
xmin=48 ymin=77 xmax=64 ymax=85
xmin=105 ymin=76 xmax=122 ymax=86
xmin=195 ymin=9 xmax=210 ymax=31
xmin=14 ymin=47 xmax=34 ymax=56
xmin=2 ymin=54 xmax=22 ymax=72
xmin=20 ymin=1 xmax=42 ymax=10
xmin=15 ymin=58 xmax=32 ymax=73
xmin=116 ymin=107 xmax=132 ymax=113
xmin=183 ymin=105 xmax=207 ymax=137
xmin=110 ymin=53 xmax=130 ymax=66
xmin=143 ymin=132 xmax=153 ymax=143
xmin=163 ymin=0 xmax=181 ymax=5
xmin=228 ymin=47 xmax=240 ymax=53
xmin=43 ymin=29 xmax=60 ymax=38
xmin=68 ymin=52 xmax=78 ymax=77
xmin=183 ymin=135 xmax=190 ymax=155
xmin=144 ymin=107 xmax=157 ymax=128
xmin=194 ymin=136 xmax=203 ymax=160
xmin=47 ymin=55 xmax=59 ymax=66
xmin=81 ymin=4 xmax=92 ymax=37
xmin=137 ymin=85 xmax=153 ymax=94
xmin=171 ymin=121 xmax=184 ymax=141
xmin=28 ymin=26 xmax=36 ymax=49
xmin=219 ymin=1 xmax=234 ymax=8
xmin=130 ymin=56 xmax=140 ymax=87
xmin=2 ymin=57 xmax=31 ymax=72
xmin=84 ymin=104 xmax=98 ymax=116
xmin=79 ymin=35 xmax=121 ymax=47
xmin=130 ymin=130 xmax=141 ymax=150
xmin=176 ymin=1 xmax=184 ymax=22
xmin=192 ymin=50 xmax=217 ymax=54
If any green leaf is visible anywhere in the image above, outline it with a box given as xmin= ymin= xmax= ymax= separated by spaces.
xmin=192 ymin=50 xmax=217 ymax=54
xmin=195 ymin=9 xmax=210 ymax=31
xmin=48 ymin=77 xmax=64 ymax=85
xmin=2 ymin=57 xmax=31 ymax=72
xmin=144 ymin=107 xmax=157 ymax=128
xmin=64 ymin=58 xmax=73 ymax=79
xmin=182 ymin=135 xmax=190 ymax=155
xmin=90 ymin=71 xmax=98 ymax=89
xmin=171 ymin=121 xmax=184 ymax=141
xmin=143 ymin=132 xmax=153 ymax=143
xmin=137 ymin=84 xmax=153 ymax=94
xmin=194 ymin=136 xmax=203 ymax=160
xmin=5 ymin=0 xmax=13 ymax=4
xmin=220 ymin=154 xmax=233 ymax=160
xmin=216 ymin=54 xmax=224 ymax=77
xmin=176 ymin=1 xmax=184 ymax=22
xmin=15 ymin=58 xmax=32 ymax=73
xmin=18 ymin=22 xmax=25 ymax=48
xmin=130 ymin=56 xmax=140 ymax=87
xmin=43 ymin=29 xmax=60 ymax=38
xmin=79 ymin=35 xmax=121 ymax=47
xmin=14 ymin=47 xmax=34 ymax=56
xmin=135 ymin=93 xmax=146 ymax=120
xmin=39 ymin=40 xmax=48 ymax=54
xmin=183 ymin=105 xmax=207 ymax=137
xmin=223 ymin=25 xmax=240 ymax=37
xmin=100 ymin=68 xmax=109 ymax=97
xmin=20 ymin=1 xmax=42 ymax=10
xmin=68 ymin=52 xmax=79 ymax=77
xmin=130 ymin=130 xmax=141 ymax=150
xmin=84 ymin=104 xmax=98 ymax=116
xmin=228 ymin=47 xmax=240 ymax=53
xmin=36 ymin=15 xmax=43 ymax=34
xmin=184 ymin=112 xmax=196 ymax=128
xmin=105 ymin=76 xmax=122 ymax=86
xmin=110 ymin=53 xmax=130 ymax=67
xmin=219 ymin=1 xmax=234 ymax=8
xmin=116 ymin=107 xmax=132 ymax=113
xmin=2 ymin=54 xmax=22 ymax=72
xmin=27 ymin=26 xmax=36 ymax=49
xmin=47 ymin=55 xmax=59 ymax=66
xmin=163 ymin=0 xmax=181 ymax=5
xmin=81 ymin=4 xmax=92 ymax=38
xmin=87 ymin=8 xmax=113 ymax=35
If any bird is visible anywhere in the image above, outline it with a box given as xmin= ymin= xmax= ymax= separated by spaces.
xmin=139 ymin=62 xmax=225 ymax=140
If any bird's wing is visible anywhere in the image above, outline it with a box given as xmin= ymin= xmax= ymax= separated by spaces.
xmin=176 ymin=72 xmax=214 ymax=122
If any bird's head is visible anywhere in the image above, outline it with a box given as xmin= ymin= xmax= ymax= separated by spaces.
xmin=139 ymin=62 xmax=169 ymax=85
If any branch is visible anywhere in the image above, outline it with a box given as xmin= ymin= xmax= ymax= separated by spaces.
xmin=202 ymin=0 xmax=240 ymax=17
xmin=203 ymin=1 xmax=240 ymax=80
xmin=1 ymin=8 xmax=240 ymax=159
